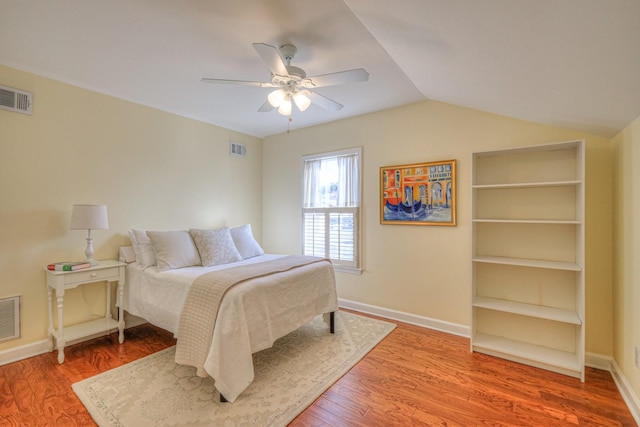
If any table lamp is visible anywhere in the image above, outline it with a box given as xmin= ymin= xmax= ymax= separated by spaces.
xmin=69 ymin=204 xmax=109 ymax=266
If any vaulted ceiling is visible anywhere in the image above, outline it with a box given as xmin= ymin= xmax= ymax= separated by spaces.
xmin=1 ymin=0 xmax=639 ymax=138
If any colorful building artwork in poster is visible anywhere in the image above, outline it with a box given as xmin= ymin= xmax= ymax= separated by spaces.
xmin=380 ymin=159 xmax=456 ymax=226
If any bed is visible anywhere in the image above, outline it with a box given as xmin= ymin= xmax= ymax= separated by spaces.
xmin=120 ymin=225 xmax=338 ymax=403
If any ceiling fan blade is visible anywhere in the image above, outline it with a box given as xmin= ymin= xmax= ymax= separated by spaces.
xmin=252 ymin=43 xmax=289 ymax=77
xmin=303 ymin=68 xmax=369 ymax=88
xmin=257 ymin=100 xmax=275 ymax=112
xmin=201 ymin=78 xmax=275 ymax=87
xmin=308 ymin=91 xmax=343 ymax=112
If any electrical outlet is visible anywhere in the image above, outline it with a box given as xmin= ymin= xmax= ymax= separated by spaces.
xmin=635 ymin=346 xmax=639 ymax=369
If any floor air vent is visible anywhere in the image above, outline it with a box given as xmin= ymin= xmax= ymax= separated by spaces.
xmin=230 ymin=141 xmax=247 ymax=157
xmin=0 ymin=296 xmax=21 ymax=342
xmin=0 ymin=85 xmax=33 ymax=115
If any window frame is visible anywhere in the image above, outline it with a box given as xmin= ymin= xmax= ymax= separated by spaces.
xmin=301 ymin=147 xmax=362 ymax=274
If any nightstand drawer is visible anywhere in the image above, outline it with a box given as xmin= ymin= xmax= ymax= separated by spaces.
xmin=63 ymin=267 xmax=120 ymax=285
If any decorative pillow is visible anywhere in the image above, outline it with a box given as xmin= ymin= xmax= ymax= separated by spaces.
xmin=146 ymin=230 xmax=201 ymax=272
xmin=118 ymin=246 xmax=136 ymax=264
xmin=230 ymin=224 xmax=264 ymax=260
xmin=128 ymin=229 xmax=156 ymax=269
xmin=190 ymin=227 xmax=242 ymax=267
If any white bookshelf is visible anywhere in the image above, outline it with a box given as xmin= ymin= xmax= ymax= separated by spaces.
xmin=471 ymin=140 xmax=585 ymax=381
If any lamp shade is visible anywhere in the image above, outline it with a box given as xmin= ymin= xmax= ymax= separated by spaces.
xmin=277 ymin=94 xmax=292 ymax=116
xmin=293 ymin=91 xmax=311 ymax=112
xmin=267 ymin=89 xmax=286 ymax=108
xmin=70 ymin=204 xmax=109 ymax=230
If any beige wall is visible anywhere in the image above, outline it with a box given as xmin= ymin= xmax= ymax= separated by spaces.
xmin=262 ymin=100 xmax=613 ymax=355
xmin=0 ymin=63 xmax=618 ymax=364
xmin=0 ymin=65 xmax=262 ymax=352
xmin=612 ymin=115 xmax=640 ymax=397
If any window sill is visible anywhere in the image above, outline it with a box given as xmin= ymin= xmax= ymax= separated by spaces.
xmin=334 ymin=266 xmax=362 ymax=275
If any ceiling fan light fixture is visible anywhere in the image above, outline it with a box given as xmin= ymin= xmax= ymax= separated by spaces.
xmin=202 ymin=43 xmax=369 ymax=116
xmin=277 ymin=94 xmax=292 ymax=115
xmin=293 ymin=91 xmax=311 ymax=112
xmin=267 ymin=89 xmax=286 ymax=107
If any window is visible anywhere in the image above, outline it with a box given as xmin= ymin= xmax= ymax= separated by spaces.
xmin=302 ymin=147 xmax=361 ymax=272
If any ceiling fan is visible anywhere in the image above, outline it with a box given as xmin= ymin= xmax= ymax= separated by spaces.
xmin=201 ymin=43 xmax=369 ymax=115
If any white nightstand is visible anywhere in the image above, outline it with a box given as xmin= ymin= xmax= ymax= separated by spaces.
xmin=45 ymin=260 xmax=126 ymax=363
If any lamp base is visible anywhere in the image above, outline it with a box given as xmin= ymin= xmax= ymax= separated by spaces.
xmin=84 ymin=234 xmax=99 ymax=266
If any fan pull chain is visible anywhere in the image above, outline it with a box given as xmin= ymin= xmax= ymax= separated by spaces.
xmin=287 ymin=116 xmax=292 ymax=133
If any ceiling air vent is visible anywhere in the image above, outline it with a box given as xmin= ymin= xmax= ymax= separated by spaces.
xmin=0 ymin=85 xmax=33 ymax=115
xmin=230 ymin=141 xmax=247 ymax=157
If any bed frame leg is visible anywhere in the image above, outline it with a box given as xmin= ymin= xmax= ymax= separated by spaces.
xmin=330 ymin=311 xmax=335 ymax=334
xmin=220 ymin=393 xmax=228 ymax=403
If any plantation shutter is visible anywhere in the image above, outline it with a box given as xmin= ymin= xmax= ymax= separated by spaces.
xmin=303 ymin=208 xmax=358 ymax=268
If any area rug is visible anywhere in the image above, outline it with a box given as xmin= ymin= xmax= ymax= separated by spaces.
xmin=72 ymin=311 xmax=395 ymax=426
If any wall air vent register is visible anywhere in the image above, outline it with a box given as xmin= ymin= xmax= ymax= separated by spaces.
xmin=230 ymin=141 xmax=247 ymax=157
xmin=0 ymin=296 xmax=21 ymax=342
xmin=0 ymin=85 xmax=32 ymax=115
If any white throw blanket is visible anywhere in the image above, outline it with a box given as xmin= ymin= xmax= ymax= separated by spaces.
xmin=174 ymin=255 xmax=337 ymax=402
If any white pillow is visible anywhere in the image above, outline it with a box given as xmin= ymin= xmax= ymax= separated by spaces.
xmin=118 ymin=246 xmax=136 ymax=264
xmin=230 ymin=224 xmax=264 ymax=260
xmin=146 ymin=230 xmax=201 ymax=272
xmin=128 ymin=229 xmax=156 ymax=269
xmin=190 ymin=228 xmax=242 ymax=267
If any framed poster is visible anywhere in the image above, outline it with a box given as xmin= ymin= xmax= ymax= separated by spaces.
xmin=380 ymin=159 xmax=456 ymax=226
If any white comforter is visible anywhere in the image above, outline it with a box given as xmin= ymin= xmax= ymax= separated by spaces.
xmin=123 ymin=254 xmax=338 ymax=402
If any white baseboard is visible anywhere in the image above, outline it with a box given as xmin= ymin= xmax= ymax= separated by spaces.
xmin=585 ymin=352 xmax=640 ymax=424
xmin=338 ymin=298 xmax=470 ymax=338
xmin=0 ymin=339 xmax=51 ymax=366
xmin=610 ymin=358 xmax=640 ymax=425
xmin=585 ymin=351 xmax=612 ymax=371
xmin=124 ymin=312 xmax=148 ymax=329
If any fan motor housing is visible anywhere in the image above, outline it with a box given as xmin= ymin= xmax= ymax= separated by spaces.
xmin=286 ymin=65 xmax=306 ymax=80
xmin=279 ymin=44 xmax=297 ymax=60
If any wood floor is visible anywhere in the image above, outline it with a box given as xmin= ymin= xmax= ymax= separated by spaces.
xmin=0 ymin=311 xmax=636 ymax=426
